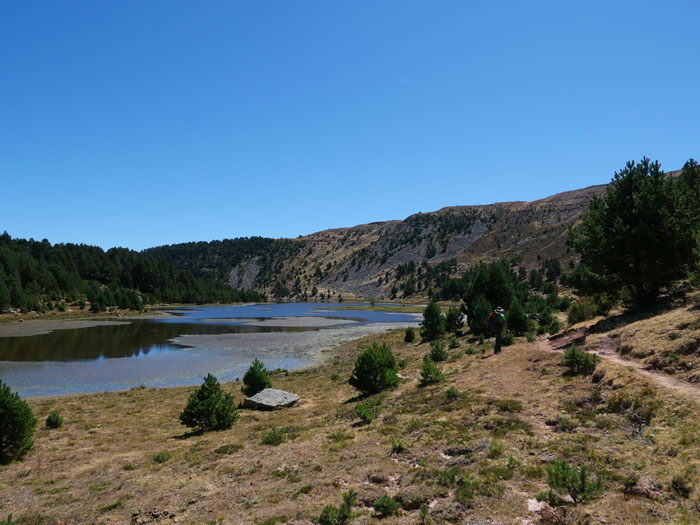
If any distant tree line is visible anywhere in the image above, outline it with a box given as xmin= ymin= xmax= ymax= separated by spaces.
xmin=0 ymin=233 xmax=264 ymax=313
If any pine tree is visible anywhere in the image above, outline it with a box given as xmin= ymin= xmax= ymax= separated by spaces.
xmin=179 ymin=374 xmax=238 ymax=432
xmin=241 ymin=359 xmax=272 ymax=397
xmin=0 ymin=381 xmax=37 ymax=464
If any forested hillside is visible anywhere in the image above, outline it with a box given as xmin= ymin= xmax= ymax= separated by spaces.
xmin=0 ymin=233 xmax=264 ymax=313
xmin=146 ymin=161 xmax=699 ymax=305
xmin=145 ymin=184 xmax=607 ymax=301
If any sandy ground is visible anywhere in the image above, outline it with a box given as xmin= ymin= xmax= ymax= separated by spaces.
xmin=0 ymin=312 xmax=176 ymax=338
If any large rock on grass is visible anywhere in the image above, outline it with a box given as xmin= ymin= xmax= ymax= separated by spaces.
xmin=243 ymin=388 xmax=300 ymax=410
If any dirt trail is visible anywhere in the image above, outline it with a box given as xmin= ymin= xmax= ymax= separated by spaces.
xmin=538 ymin=328 xmax=700 ymax=404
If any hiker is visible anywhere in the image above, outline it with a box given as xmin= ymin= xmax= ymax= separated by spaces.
xmin=488 ymin=306 xmax=509 ymax=354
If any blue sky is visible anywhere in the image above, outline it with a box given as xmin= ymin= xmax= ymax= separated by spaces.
xmin=2 ymin=1 xmax=698 ymax=251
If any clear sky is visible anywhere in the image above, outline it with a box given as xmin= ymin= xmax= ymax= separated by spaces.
xmin=2 ymin=1 xmax=698 ymax=251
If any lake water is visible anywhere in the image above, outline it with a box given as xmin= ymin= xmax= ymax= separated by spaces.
xmin=0 ymin=303 xmax=420 ymax=397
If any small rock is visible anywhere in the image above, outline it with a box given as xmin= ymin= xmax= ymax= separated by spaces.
xmin=629 ymin=477 xmax=663 ymax=500
xmin=242 ymin=388 xmax=300 ymax=410
xmin=538 ymin=451 xmax=556 ymax=463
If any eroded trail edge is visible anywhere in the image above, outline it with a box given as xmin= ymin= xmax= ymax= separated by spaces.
xmin=538 ymin=327 xmax=700 ymax=404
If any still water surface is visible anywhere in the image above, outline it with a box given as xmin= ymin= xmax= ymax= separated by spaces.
xmin=0 ymin=303 xmax=418 ymax=397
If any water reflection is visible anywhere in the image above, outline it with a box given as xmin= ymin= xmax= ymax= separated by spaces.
xmin=0 ymin=321 xmax=313 ymax=362
xmin=0 ymin=303 xmax=420 ymax=397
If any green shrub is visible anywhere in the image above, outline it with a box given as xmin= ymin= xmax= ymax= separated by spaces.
xmin=429 ymin=339 xmax=448 ymax=362
xmin=45 ymin=410 xmax=63 ymax=429
xmin=606 ymin=389 xmax=658 ymax=425
xmin=487 ymin=441 xmax=503 ymax=458
xmin=179 ymin=374 xmax=238 ymax=432
xmin=506 ymin=298 xmax=530 ymax=335
xmin=561 ymin=344 xmax=598 ymax=375
xmin=567 ymin=301 xmax=591 ymax=325
xmin=0 ymin=381 xmax=36 ymax=464
xmin=448 ymin=335 xmax=460 ymax=349
xmin=491 ymin=399 xmax=522 ymax=412
xmin=591 ymin=292 xmax=615 ymax=316
xmin=419 ymin=504 xmax=429 ymax=524
xmin=547 ymin=318 xmax=561 ymax=334
xmin=262 ymin=426 xmax=286 ymax=446
xmin=454 ymin=472 xmax=481 ymax=504
xmin=420 ymin=302 xmax=446 ymax=341
xmin=671 ymin=474 xmax=692 ymax=498
xmin=151 ymin=450 xmax=172 ymax=464
xmin=445 ymin=306 xmax=463 ymax=334
xmin=373 ymin=495 xmax=400 ymax=517
xmin=419 ymin=355 xmax=444 ymax=386
xmin=215 ymin=444 xmax=242 ymax=455
xmin=502 ymin=332 xmax=515 ymax=346
xmin=390 ymin=437 xmax=405 ymax=454
xmin=545 ymin=460 xmax=604 ymax=505
xmin=242 ymin=358 xmax=272 ymax=397
xmin=437 ymin=466 xmax=459 ymax=487
xmin=349 ymin=342 xmax=399 ymax=395
xmin=445 ymin=386 xmax=460 ymax=401
xmin=318 ymin=489 xmax=356 ymax=525
xmin=404 ymin=327 xmax=416 ymax=343
xmin=355 ymin=399 xmax=381 ymax=425
xmin=330 ymin=373 xmax=339 ymax=381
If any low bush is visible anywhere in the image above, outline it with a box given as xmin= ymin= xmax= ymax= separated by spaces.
xmin=355 ymin=399 xmax=381 ymax=425
xmin=561 ymin=344 xmax=597 ymax=375
xmin=241 ymin=358 xmax=272 ymax=397
xmin=591 ymin=292 xmax=615 ymax=316
xmin=404 ymin=327 xmax=416 ymax=343
xmin=45 ymin=410 xmax=63 ymax=429
xmin=567 ymin=301 xmax=591 ymax=325
xmin=671 ymin=474 xmax=692 ymax=498
xmin=545 ymin=460 xmax=604 ymax=505
xmin=262 ymin=426 xmax=287 ymax=446
xmin=390 ymin=437 xmax=405 ymax=454
xmin=429 ymin=339 xmax=448 ymax=362
xmin=445 ymin=386 xmax=460 ymax=401
xmin=152 ymin=450 xmax=172 ymax=464
xmin=318 ymin=489 xmax=356 ymax=525
xmin=373 ymin=495 xmax=400 ymax=518
xmin=547 ymin=318 xmax=561 ymax=334
xmin=487 ymin=441 xmax=503 ymax=458
xmin=349 ymin=342 xmax=399 ymax=395
xmin=437 ymin=466 xmax=459 ymax=487
xmin=502 ymin=332 xmax=515 ymax=346
xmin=605 ymin=388 xmax=658 ymax=426
xmin=179 ymin=374 xmax=238 ymax=432
xmin=419 ymin=355 xmax=444 ymax=386
xmin=448 ymin=335 xmax=460 ymax=349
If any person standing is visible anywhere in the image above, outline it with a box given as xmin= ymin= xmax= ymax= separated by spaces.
xmin=488 ymin=306 xmax=508 ymax=354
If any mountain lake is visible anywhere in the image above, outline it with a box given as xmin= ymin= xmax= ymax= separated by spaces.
xmin=0 ymin=303 xmax=421 ymax=397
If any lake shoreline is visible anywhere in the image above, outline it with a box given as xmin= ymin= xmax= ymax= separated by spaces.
xmin=0 ymin=313 xmax=171 ymax=338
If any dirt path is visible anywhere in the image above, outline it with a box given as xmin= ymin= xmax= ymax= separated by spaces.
xmin=538 ymin=328 xmax=700 ymax=403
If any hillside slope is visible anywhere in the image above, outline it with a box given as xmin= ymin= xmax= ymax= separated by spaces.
xmin=4 ymin=301 xmax=700 ymax=523
xmin=147 ymin=184 xmax=607 ymax=300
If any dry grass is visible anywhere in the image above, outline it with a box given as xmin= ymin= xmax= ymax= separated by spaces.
xmin=586 ymin=302 xmax=700 ymax=382
xmin=2 ymin=308 xmax=700 ymax=524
